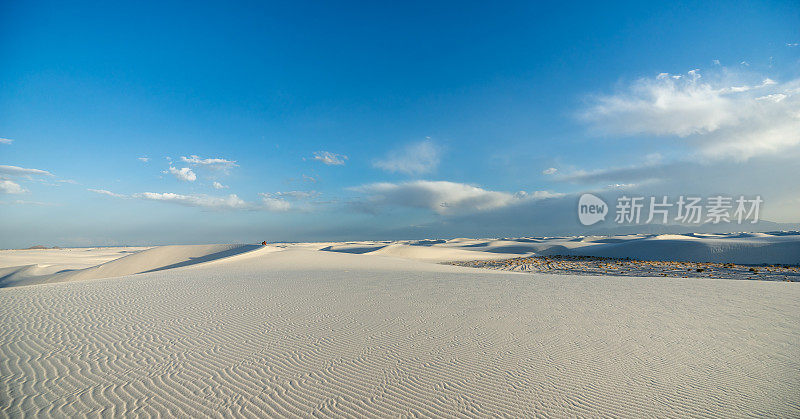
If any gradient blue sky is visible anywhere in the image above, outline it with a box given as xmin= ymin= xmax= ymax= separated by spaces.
xmin=1 ymin=0 xmax=799 ymax=247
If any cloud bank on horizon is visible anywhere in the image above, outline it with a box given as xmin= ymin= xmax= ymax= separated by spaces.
xmin=1 ymin=1 xmax=798 ymax=246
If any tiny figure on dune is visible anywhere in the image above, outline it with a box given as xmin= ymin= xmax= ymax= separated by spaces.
xmin=261 ymin=241 xmax=267 ymax=245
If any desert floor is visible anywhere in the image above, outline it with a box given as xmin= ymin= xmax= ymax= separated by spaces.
xmin=1 ymin=234 xmax=798 ymax=417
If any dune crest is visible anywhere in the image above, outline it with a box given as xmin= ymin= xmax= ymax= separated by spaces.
xmin=0 ymin=244 xmax=269 ymax=288
xmin=318 ymin=232 xmax=800 ymax=265
xmin=2 ymin=233 xmax=798 ymax=288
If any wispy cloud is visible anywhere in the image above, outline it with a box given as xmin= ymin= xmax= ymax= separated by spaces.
xmin=373 ymin=139 xmax=441 ymax=176
xmin=542 ymin=167 xmax=558 ymax=175
xmin=138 ymin=157 xmax=150 ymax=163
xmin=85 ymin=187 xmax=297 ymax=212
xmin=212 ymin=181 xmax=228 ymax=189
xmin=0 ymin=180 xmax=26 ymax=194
xmin=163 ymin=166 xmax=197 ymax=182
xmin=0 ymin=165 xmax=53 ymax=177
xmin=180 ymin=155 xmax=238 ymax=171
xmin=0 ymin=199 xmax=58 ymax=206
xmin=581 ymin=69 xmax=800 ymax=160
xmin=352 ymin=180 xmax=560 ymax=215
xmin=273 ymin=190 xmax=320 ymax=199
xmin=606 ymin=183 xmax=638 ymax=190
xmin=0 ymin=138 xmax=12 ymax=145
xmin=313 ymin=151 xmax=347 ymax=166
xmin=254 ymin=190 xmax=323 ymax=212
xmin=258 ymin=193 xmax=292 ymax=211
xmin=134 ymin=192 xmax=248 ymax=209
xmin=556 ymin=160 xmax=670 ymax=185
xmin=88 ymin=188 xmax=127 ymax=198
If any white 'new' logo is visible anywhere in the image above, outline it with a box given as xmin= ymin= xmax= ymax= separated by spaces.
xmin=578 ymin=193 xmax=608 ymax=226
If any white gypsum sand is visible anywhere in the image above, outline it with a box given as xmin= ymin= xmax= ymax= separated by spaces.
xmin=2 ymin=232 xmax=797 ymax=288
xmin=1 ymin=234 xmax=799 ymax=416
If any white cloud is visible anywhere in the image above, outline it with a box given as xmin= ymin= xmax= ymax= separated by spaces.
xmin=273 ymin=190 xmax=319 ymax=199
xmin=88 ymin=187 xmax=295 ymax=212
xmin=581 ymin=69 xmax=800 ymax=160
xmin=352 ymin=180 xmax=560 ymax=215
xmin=606 ymin=183 xmax=638 ymax=189
xmin=88 ymin=188 xmax=127 ymax=198
xmin=181 ymin=155 xmax=238 ymax=171
xmin=256 ymin=191 xmax=322 ymax=212
xmin=258 ymin=194 xmax=292 ymax=211
xmin=138 ymin=157 xmax=150 ymax=163
xmin=212 ymin=181 xmax=228 ymax=190
xmin=0 ymin=138 xmax=12 ymax=145
xmin=788 ymin=43 xmax=799 ymax=47
xmin=163 ymin=166 xmax=197 ymax=182
xmin=373 ymin=140 xmax=441 ymax=175
xmin=542 ymin=167 xmax=558 ymax=175
xmin=133 ymin=192 xmax=248 ymax=210
xmin=756 ymin=93 xmax=787 ymax=103
xmin=556 ymin=160 xmax=668 ymax=185
xmin=288 ymin=174 xmax=318 ymax=183
xmin=0 ymin=199 xmax=57 ymax=206
xmin=644 ymin=153 xmax=663 ymax=164
xmin=0 ymin=165 xmax=53 ymax=177
xmin=313 ymin=151 xmax=347 ymax=166
xmin=0 ymin=180 xmax=26 ymax=194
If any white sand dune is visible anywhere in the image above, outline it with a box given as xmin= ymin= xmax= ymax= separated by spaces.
xmin=0 ymin=246 xmax=150 ymax=270
xmin=0 ymin=244 xmax=267 ymax=288
xmin=4 ymin=233 xmax=797 ymax=288
xmin=567 ymin=235 xmax=800 ymax=264
xmin=324 ymin=242 xmax=533 ymax=262
xmin=431 ymin=232 xmax=800 ymax=265
xmin=1 ymin=235 xmax=799 ymax=416
xmin=442 ymin=239 xmax=543 ymax=254
xmin=320 ymin=242 xmax=390 ymax=254
xmin=1 ymin=246 xmax=798 ymax=417
xmin=369 ymin=243 xmax=528 ymax=261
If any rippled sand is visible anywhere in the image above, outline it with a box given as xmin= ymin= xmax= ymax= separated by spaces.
xmin=1 ymin=246 xmax=798 ymax=417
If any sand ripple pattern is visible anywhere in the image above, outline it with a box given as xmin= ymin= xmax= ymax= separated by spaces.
xmin=1 ymin=266 xmax=799 ymax=417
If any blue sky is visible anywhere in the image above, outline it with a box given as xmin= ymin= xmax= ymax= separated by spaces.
xmin=1 ymin=0 xmax=799 ymax=247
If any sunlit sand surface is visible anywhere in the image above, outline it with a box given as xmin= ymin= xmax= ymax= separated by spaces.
xmin=1 ymin=233 xmax=798 ymax=416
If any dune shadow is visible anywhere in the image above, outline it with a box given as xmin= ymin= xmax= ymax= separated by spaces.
xmin=141 ymin=245 xmax=263 ymax=273
xmin=461 ymin=242 xmax=489 ymax=248
xmin=320 ymin=245 xmax=387 ymax=254
xmin=410 ymin=240 xmax=446 ymax=246
xmin=484 ymin=245 xmax=537 ymax=254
